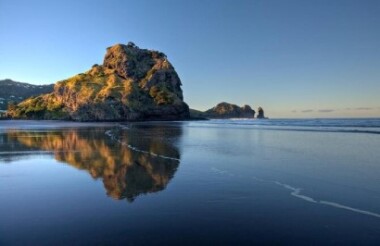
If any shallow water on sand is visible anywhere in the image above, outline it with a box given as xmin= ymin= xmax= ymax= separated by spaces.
xmin=1 ymin=119 xmax=380 ymax=245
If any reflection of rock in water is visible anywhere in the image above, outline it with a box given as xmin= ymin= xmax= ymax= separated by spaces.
xmin=103 ymin=155 xmax=178 ymax=202
xmin=0 ymin=132 xmax=45 ymax=162
xmin=4 ymin=125 xmax=182 ymax=201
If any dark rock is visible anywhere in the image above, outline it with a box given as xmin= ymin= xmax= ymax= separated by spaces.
xmin=257 ymin=107 xmax=265 ymax=119
xmin=204 ymin=102 xmax=255 ymax=119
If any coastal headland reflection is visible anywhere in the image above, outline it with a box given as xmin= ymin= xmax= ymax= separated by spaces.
xmin=0 ymin=124 xmax=182 ymax=202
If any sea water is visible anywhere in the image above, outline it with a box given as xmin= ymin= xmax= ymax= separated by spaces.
xmin=0 ymin=119 xmax=379 ymax=245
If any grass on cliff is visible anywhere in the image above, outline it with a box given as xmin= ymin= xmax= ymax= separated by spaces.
xmin=9 ymin=64 xmax=182 ymax=119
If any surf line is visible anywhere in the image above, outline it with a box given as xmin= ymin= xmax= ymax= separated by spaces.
xmin=271 ymin=180 xmax=380 ymax=219
xmin=104 ymin=129 xmax=180 ymax=161
xmin=211 ymin=169 xmax=380 ymax=220
xmin=209 ymin=163 xmax=380 ymax=219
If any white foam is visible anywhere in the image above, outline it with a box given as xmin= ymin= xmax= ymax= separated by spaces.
xmin=272 ymin=180 xmax=380 ymax=219
xmin=275 ymin=181 xmax=318 ymax=203
xmin=210 ymin=167 xmax=236 ymax=177
xmin=320 ymin=201 xmax=380 ymax=219
xmin=104 ymin=130 xmax=113 ymax=137
xmin=105 ymin=129 xmax=180 ymax=161
xmin=250 ymin=176 xmax=380 ymax=219
xmin=118 ymin=124 xmax=130 ymax=130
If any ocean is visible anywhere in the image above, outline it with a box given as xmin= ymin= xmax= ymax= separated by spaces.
xmin=0 ymin=119 xmax=380 ymax=245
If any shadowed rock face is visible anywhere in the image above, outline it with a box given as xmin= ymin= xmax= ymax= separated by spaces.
xmin=257 ymin=107 xmax=265 ymax=119
xmin=1 ymin=125 xmax=182 ymax=202
xmin=8 ymin=42 xmax=190 ymax=121
xmin=204 ymin=102 xmax=255 ymax=119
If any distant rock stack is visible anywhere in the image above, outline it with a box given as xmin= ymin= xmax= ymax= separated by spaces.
xmin=257 ymin=107 xmax=265 ymax=119
xmin=203 ymin=102 xmax=255 ymax=119
xmin=241 ymin=105 xmax=256 ymax=118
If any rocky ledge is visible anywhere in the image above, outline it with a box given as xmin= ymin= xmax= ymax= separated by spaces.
xmin=8 ymin=42 xmax=190 ymax=121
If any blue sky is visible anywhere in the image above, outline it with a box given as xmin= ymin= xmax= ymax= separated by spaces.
xmin=0 ymin=0 xmax=379 ymax=118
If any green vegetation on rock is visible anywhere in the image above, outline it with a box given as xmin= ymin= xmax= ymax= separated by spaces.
xmin=8 ymin=42 xmax=190 ymax=121
xmin=203 ymin=102 xmax=256 ymax=119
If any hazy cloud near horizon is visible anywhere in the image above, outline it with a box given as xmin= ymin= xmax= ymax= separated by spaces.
xmin=293 ymin=107 xmax=377 ymax=114
xmin=318 ymin=109 xmax=335 ymax=113
xmin=355 ymin=107 xmax=374 ymax=110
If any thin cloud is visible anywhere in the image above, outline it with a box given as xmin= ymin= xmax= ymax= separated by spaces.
xmin=292 ymin=107 xmax=377 ymax=114
xmin=355 ymin=107 xmax=373 ymax=110
xmin=318 ymin=109 xmax=334 ymax=113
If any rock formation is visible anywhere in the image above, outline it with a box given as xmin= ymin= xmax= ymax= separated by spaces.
xmin=257 ymin=107 xmax=265 ymax=119
xmin=203 ymin=102 xmax=255 ymax=119
xmin=8 ymin=42 xmax=190 ymax=121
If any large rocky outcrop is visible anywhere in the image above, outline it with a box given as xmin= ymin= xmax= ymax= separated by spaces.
xmin=203 ymin=102 xmax=255 ymax=119
xmin=8 ymin=42 xmax=190 ymax=121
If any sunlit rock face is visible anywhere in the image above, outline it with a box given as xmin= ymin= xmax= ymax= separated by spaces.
xmin=8 ymin=42 xmax=190 ymax=121
xmin=3 ymin=125 xmax=182 ymax=202
xmin=204 ymin=102 xmax=256 ymax=118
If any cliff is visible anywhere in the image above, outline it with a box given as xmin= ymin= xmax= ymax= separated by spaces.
xmin=0 ymin=79 xmax=54 ymax=110
xmin=8 ymin=42 xmax=190 ymax=121
xmin=202 ymin=102 xmax=255 ymax=119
